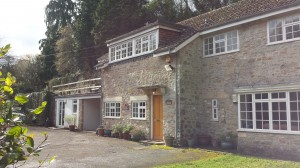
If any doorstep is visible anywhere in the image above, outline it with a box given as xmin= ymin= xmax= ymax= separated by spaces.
xmin=140 ymin=140 xmax=164 ymax=146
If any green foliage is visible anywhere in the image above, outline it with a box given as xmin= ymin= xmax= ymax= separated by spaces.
xmin=39 ymin=0 xmax=76 ymax=81
xmin=64 ymin=114 xmax=75 ymax=125
xmin=131 ymin=129 xmax=146 ymax=142
xmin=193 ymin=0 xmax=241 ymax=14
xmin=15 ymin=94 xmax=29 ymax=105
xmin=112 ymin=124 xmax=125 ymax=134
xmin=92 ymin=0 xmax=149 ymax=57
xmin=55 ymin=25 xmax=79 ymax=76
xmin=13 ymin=55 xmax=46 ymax=93
xmin=0 ymin=45 xmax=53 ymax=167
xmin=122 ymin=125 xmax=134 ymax=133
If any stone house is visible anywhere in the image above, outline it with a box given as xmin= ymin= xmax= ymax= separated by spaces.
xmin=87 ymin=0 xmax=300 ymax=160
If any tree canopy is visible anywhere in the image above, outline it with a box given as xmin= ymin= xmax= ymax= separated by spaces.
xmin=36 ymin=0 xmax=240 ymax=88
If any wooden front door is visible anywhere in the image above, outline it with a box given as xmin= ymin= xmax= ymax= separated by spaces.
xmin=153 ymin=95 xmax=163 ymax=140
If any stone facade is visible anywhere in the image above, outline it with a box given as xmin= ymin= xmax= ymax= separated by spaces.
xmin=177 ymin=10 xmax=300 ymax=158
xmin=100 ymin=54 xmax=177 ymax=138
xmin=98 ymin=7 xmax=300 ymax=159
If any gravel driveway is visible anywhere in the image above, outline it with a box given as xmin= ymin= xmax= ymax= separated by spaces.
xmin=20 ymin=127 xmax=204 ymax=168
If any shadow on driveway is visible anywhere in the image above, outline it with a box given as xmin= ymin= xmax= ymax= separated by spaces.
xmin=21 ymin=127 xmax=208 ymax=168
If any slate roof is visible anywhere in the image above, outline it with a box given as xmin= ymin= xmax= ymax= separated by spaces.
xmin=106 ymin=19 xmax=187 ymax=44
xmin=154 ymin=0 xmax=300 ymax=53
xmin=179 ymin=0 xmax=300 ymax=31
xmin=103 ymin=0 xmax=300 ymax=60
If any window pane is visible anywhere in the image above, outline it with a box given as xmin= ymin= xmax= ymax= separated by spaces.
xmin=263 ymin=102 xmax=268 ymax=110
xmin=272 ymin=93 xmax=278 ymax=99
xmin=256 ymin=112 xmax=262 ymax=119
xmin=291 ymin=112 xmax=298 ymax=120
xmin=273 ymin=112 xmax=279 ymax=120
xmin=290 ymin=92 xmax=297 ymax=101
xmin=256 ymin=121 xmax=262 ymax=129
xmin=291 ymin=122 xmax=299 ymax=131
xmin=286 ymin=33 xmax=293 ymax=40
xmin=280 ymin=112 xmax=287 ymax=120
xmin=247 ymin=103 xmax=252 ymax=111
xmin=256 ymin=103 xmax=261 ymax=110
xmin=263 ymin=121 xmax=269 ymax=129
xmin=240 ymin=95 xmax=245 ymax=102
xmin=263 ymin=112 xmax=269 ymax=120
xmin=279 ymin=92 xmax=286 ymax=98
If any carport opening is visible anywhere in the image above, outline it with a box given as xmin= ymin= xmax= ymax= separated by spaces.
xmin=82 ymin=98 xmax=101 ymax=131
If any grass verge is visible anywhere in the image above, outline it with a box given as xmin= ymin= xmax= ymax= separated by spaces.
xmin=155 ymin=151 xmax=300 ymax=168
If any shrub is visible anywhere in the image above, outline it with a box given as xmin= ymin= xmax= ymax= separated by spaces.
xmin=132 ymin=130 xmax=146 ymax=142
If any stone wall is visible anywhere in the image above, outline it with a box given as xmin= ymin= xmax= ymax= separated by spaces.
xmin=178 ymin=11 xmax=300 ymax=154
xmin=100 ymin=54 xmax=177 ymax=138
xmin=238 ymin=132 xmax=300 ymax=161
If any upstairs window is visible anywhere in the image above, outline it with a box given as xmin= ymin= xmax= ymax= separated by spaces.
xmin=109 ymin=31 xmax=158 ymax=62
xmin=204 ymin=30 xmax=239 ymax=56
xmin=135 ymin=38 xmax=142 ymax=54
xmin=268 ymin=15 xmax=300 ymax=43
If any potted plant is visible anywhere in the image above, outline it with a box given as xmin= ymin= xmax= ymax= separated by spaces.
xmin=112 ymin=124 xmax=124 ymax=138
xmin=97 ymin=126 xmax=105 ymax=136
xmin=104 ymin=129 xmax=111 ymax=137
xmin=164 ymin=134 xmax=174 ymax=147
xmin=64 ymin=115 xmax=76 ymax=131
xmin=131 ymin=130 xmax=146 ymax=142
xmin=220 ymin=132 xmax=236 ymax=149
xmin=198 ymin=134 xmax=211 ymax=146
xmin=187 ymin=136 xmax=195 ymax=147
xmin=123 ymin=125 xmax=134 ymax=140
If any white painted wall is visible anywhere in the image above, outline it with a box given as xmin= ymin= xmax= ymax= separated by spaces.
xmin=55 ymin=99 xmax=79 ymax=128
xmin=83 ymin=98 xmax=101 ymax=131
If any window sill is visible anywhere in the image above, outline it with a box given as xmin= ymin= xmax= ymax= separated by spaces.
xmin=130 ymin=118 xmax=147 ymax=121
xmin=104 ymin=117 xmax=121 ymax=119
xmin=237 ymin=128 xmax=300 ymax=135
xmin=267 ymin=38 xmax=300 ymax=46
xmin=204 ymin=49 xmax=239 ymax=58
xmin=211 ymin=119 xmax=219 ymax=122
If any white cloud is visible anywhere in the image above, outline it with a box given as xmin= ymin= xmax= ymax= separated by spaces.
xmin=0 ymin=0 xmax=49 ymax=56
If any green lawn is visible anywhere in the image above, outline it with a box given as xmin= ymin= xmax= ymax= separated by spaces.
xmin=155 ymin=150 xmax=300 ymax=168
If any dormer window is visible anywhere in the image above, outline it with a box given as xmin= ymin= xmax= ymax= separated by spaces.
xmin=109 ymin=30 xmax=158 ymax=62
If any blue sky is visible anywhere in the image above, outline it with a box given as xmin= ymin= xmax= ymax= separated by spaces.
xmin=0 ymin=0 xmax=49 ymax=57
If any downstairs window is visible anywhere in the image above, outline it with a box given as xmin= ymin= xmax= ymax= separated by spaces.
xmin=239 ymin=91 xmax=300 ymax=133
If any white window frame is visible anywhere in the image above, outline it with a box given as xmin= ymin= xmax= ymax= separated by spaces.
xmin=72 ymin=99 xmax=78 ymax=114
xmin=203 ymin=30 xmax=239 ymax=57
xmin=238 ymin=91 xmax=300 ymax=134
xmin=267 ymin=15 xmax=300 ymax=45
xmin=212 ymin=99 xmax=218 ymax=121
xmin=131 ymin=101 xmax=146 ymax=120
xmin=109 ymin=30 xmax=158 ymax=63
xmin=104 ymin=102 xmax=121 ymax=118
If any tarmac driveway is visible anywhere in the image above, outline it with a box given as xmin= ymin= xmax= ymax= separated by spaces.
xmin=21 ymin=127 xmax=204 ymax=168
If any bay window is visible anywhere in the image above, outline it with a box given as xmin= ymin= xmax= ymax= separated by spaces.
xmin=239 ymin=91 xmax=300 ymax=133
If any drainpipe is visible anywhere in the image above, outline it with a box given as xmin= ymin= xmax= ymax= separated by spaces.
xmin=174 ymin=52 xmax=180 ymax=141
